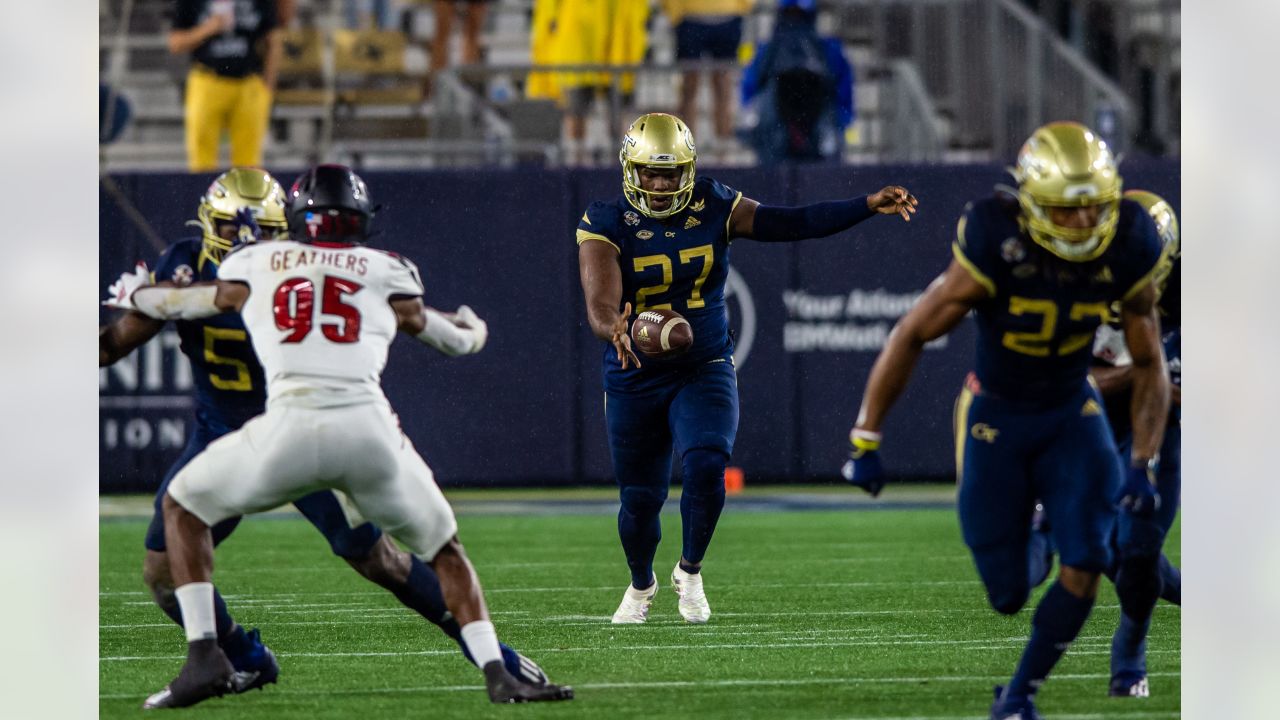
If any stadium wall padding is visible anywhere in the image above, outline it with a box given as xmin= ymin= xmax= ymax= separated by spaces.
xmin=99 ymin=161 xmax=1179 ymax=492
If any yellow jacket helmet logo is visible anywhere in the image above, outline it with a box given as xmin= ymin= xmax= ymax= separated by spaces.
xmin=620 ymin=113 xmax=697 ymax=219
xmin=1012 ymin=122 xmax=1122 ymax=262
xmin=194 ymin=167 xmax=289 ymax=265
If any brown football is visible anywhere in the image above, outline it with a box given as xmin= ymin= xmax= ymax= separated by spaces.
xmin=630 ymin=308 xmax=694 ymax=358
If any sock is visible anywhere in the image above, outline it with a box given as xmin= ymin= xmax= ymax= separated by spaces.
xmin=1002 ymin=580 xmax=1095 ymax=706
xmin=1158 ymin=554 xmax=1181 ymax=605
xmin=679 ymin=448 xmax=728 ymax=568
xmin=459 ymin=620 xmax=502 ymax=669
xmin=214 ymin=590 xmax=252 ymax=658
xmin=390 ymin=557 xmax=462 ymax=638
xmin=174 ymin=582 xmax=217 ymax=643
xmin=1111 ymin=611 xmax=1151 ymax=677
xmin=618 ymin=485 xmax=665 ymax=590
xmin=678 ymin=559 xmax=700 ymax=575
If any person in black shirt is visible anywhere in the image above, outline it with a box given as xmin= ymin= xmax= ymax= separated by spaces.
xmin=168 ymin=0 xmax=281 ymax=172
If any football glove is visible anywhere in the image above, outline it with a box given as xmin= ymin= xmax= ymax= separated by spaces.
xmin=1116 ymin=460 xmax=1160 ymax=518
xmin=841 ymin=430 xmax=885 ymax=497
xmin=232 ymin=207 xmax=263 ymax=245
xmin=454 ymin=305 xmax=489 ymax=354
xmin=102 ymin=261 xmax=151 ymax=311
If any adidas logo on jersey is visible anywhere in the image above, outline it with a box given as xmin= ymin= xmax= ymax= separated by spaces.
xmin=684 ymin=216 xmax=701 ymax=230
xmin=1081 ymin=399 xmax=1102 ymax=416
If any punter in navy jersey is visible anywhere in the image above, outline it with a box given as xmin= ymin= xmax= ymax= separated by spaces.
xmin=99 ymin=168 xmax=550 ymax=695
xmin=842 ymin=122 xmax=1172 ymax=719
xmin=577 ymin=112 xmax=917 ymax=624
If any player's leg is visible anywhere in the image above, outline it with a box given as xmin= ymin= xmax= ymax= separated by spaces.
xmin=993 ymin=392 xmax=1120 ymax=716
xmin=333 ymin=404 xmax=572 ymax=703
xmin=605 ymin=388 xmax=674 ymax=622
xmin=1154 ymin=421 xmax=1181 ymax=605
xmin=668 ymin=361 xmax=739 ymax=623
xmin=292 ymin=489 xmax=549 ymax=685
xmin=228 ymin=75 xmax=270 ymax=168
xmin=140 ymin=428 xmax=272 ymax=693
xmin=1109 ymin=420 xmax=1181 ymax=695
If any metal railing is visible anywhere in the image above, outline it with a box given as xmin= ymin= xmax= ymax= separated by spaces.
xmin=880 ymin=60 xmax=946 ymax=162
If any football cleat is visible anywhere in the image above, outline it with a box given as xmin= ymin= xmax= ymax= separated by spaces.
xmin=989 ymin=685 xmax=1043 ymax=720
xmin=611 ymin=576 xmax=658 ymax=624
xmin=1109 ymin=672 xmax=1150 ymax=698
xmin=483 ymin=660 xmax=574 ymax=703
xmin=227 ymin=628 xmax=279 ymax=694
xmin=505 ymin=646 xmax=549 ymax=687
xmin=142 ymin=639 xmax=234 ymax=710
xmin=671 ymin=564 xmax=711 ymax=623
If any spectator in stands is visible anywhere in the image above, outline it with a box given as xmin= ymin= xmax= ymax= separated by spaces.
xmin=345 ymin=0 xmax=394 ymax=29
xmin=662 ymin=0 xmax=751 ymax=156
xmin=740 ymin=0 xmax=853 ymax=164
xmin=528 ymin=0 xmax=650 ymax=166
xmin=431 ymin=1 xmax=491 ymax=76
xmin=169 ymin=0 xmax=282 ymax=172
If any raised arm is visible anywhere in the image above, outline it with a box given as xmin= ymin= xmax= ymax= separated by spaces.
xmin=728 ymin=185 xmax=918 ymax=241
xmin=391 ymin=296 xmax=488 ymax=357
xmin=843 ymin=260 xmax=988 ymax=496
xmin=578 ymin=238 xmax=641 ymax=369
xmin=130 ymin=281 xmax=247 ymax=320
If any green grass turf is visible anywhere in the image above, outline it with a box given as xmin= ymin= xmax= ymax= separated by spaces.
xmin=100 ymin=505 xmax=1180 ymax=719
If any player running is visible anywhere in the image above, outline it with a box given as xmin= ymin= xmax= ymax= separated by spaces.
xmin=577 ymin=112 xmax=917 ymax=624
xmin=94 ymin=166 xmax=565 ymax=707
xmin=841 ymin=122 xmax=1171 ymax=719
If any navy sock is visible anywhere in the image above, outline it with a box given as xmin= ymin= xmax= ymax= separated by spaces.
xmin=618 ymin=486 xmax=665 ymax=589
xmin=1158 ymin=554 xmax=1181 ymax=605
xmin=1003 ymin=580 xmax=1094 ymax=706
xmin=1111 ymin=610 xmax=1151 ymax=677
xmin=390 ymin=557 xmax=462 ymax=640
xmin=214 ymin=589 xmax=252 ymax=659
xmin=679 ymin=449 xmax=728 ymax=569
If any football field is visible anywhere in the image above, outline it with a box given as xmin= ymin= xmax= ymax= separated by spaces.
xmin=99 ymin=488 xmax=1181 ymax=719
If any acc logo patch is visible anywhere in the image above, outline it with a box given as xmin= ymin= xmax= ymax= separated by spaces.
xmin=684 ymin=216 xmax=701 ymax=230
xmin=1000 ymin=237 xmax=1026 ymax=263
xmin=171 ymin=264 xmax=194 ymax=286
xmin=623 ymin=211 xmax=640 ymax=226
xmin=636 ymin=229 xmax=654 ymax=240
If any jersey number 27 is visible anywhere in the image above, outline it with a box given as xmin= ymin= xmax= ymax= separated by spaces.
xmin=274 ymin=275 xmax=363 ymax=344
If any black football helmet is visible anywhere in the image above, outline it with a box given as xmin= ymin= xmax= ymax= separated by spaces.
xmin=286 ymin=164 xmax=375 ymax=243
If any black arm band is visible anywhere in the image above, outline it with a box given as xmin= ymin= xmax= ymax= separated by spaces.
xmin=750 ymin=196 xmax=875 ymax=243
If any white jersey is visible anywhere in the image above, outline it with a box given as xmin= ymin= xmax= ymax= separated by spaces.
xmin=218 ymin=240 xmax=424 ymax=405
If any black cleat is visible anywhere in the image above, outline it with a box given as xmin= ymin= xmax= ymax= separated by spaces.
xmin=483 ymin=660 xmax=574 ymax=703
xmin=142 ymin=639 xmax=235 ymax=710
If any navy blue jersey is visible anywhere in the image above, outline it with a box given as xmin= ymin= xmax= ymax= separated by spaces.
xmin=954 ymin=196 xmax=1163 ymax=407
xmin=578 ymin=176 xmax=742 ymax=393
xmin=153 ymin=238 xmax=266 ymax=432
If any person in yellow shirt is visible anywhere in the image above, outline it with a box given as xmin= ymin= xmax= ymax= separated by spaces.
xmin=662 ymin=0 xmax=751 ymax=152
xmin=169 ymin=0 xmax=282 ymax=173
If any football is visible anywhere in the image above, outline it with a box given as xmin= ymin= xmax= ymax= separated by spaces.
xmin=630 ymin=308 xmax=693 ymax=358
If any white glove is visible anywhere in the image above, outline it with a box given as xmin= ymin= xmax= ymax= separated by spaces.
xmin=454 ymin=304 xmax=488 ymax=354
xmin=102 ymin=262 xmax=151 ymax=311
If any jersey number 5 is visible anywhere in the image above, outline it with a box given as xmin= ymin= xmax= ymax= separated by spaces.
xmin=273 ymin=275 xmax=363 ymax=343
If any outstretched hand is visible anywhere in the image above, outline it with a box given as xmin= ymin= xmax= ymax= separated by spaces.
xmin=612 ymin=302 xmax=642 ymax=370
xmin=103 ymin=261 xmax=151 ymax=311
xmin=867 ymin=186 xmax=918 ymax=222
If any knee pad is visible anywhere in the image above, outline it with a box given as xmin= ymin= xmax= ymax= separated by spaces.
xmin=681 ymin=448 xmax=728 ymax=495
xmin=620 ymin=485 xmax=668 ymax=518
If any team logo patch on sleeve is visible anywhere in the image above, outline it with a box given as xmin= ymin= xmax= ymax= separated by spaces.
xmin=1000 ymin=237 xmax=1027 ymax=263
xmin=624 ymin=211 xmax=640 ymax=226
xmin=172 ymin=264 xmax=194 ymax=286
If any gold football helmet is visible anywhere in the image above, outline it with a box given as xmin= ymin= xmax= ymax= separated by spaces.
xmin=1012 ymin=122 xmax=1122 ymax=262
xmin=620 ymin=113 xmax=697 ymax=219
xmin=1124 ymin=189 xmax=1180 ymax=300
xmin=194 ymin=167 xmax=289 ymax=264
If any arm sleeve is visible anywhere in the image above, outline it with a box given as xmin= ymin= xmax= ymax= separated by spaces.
xmin=1120 ymin=203 xmax=1168 ymax=302
xmin=750 ymin=197 xmax=875 ymax=243
xmin=951 ymin=204 xmax=998 ymax=297
xmin=575 ymin=203 xmax=621 ymax=253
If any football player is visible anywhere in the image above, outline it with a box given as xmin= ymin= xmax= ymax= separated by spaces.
xmin=100 ymin=167 xmax=551 ymax=700
xmin=577 ymin=112 xmax=917 ymax=624
xmin=841 ymin=122 xmax=1171 ymax=719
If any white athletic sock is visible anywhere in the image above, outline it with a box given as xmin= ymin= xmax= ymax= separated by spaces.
xmin=174 ymin=582 xmax=217 ymax=643
xmin=460 ymin=620 xmax=502 ymax=668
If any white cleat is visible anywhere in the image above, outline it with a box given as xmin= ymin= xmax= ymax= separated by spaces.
xmin=671 ymin=564 xmax=711 ymax=623
xmin=611 ymin=576 xmax=658 ymax=624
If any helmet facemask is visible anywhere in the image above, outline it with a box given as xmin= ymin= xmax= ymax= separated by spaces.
xmin=621 ymin=159 xmax=696 ymax=219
